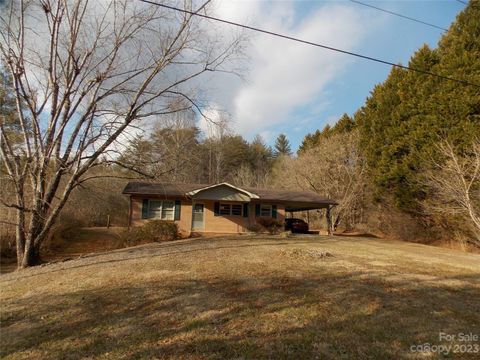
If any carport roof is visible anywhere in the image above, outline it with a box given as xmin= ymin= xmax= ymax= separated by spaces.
xmin=123 ymin=181 xmax=337 ymax=209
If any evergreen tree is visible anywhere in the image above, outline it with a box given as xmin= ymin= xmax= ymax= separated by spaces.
xmin=274 ymin=133 xmax=292 ymax=157
xmin=331 ymin=114 xmax=356 ymax=135
xmin=356 ymin=1 xmax=480 ymax=211
xmin=298 ymin=114 xmax=355 ymax=153
xmin=0 ymin=66 xmax=27 ymax=148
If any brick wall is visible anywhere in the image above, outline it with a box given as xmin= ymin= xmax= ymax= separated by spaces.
xmin=130 ymin=196 xmax=285 ymax=235
xmin=130 ymin=196 xmax=192 ymax=236
xmin=202 ymin=200 xmax=248 ymax=233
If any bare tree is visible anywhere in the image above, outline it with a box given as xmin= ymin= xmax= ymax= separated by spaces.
xmin=0 ymin=0 xmax=243 ymax=268
xmin=278 ymin=131 xmax=366 ymax=234
xmin=120 ymin=107 xmax=202 ymax=181
xmin=232 ymin=163 xmax=256 ymax=187
xmin=422 ymin=139 xmax=480 ymax=246
xmin=202 ymin=113 xmax=230 ymax=183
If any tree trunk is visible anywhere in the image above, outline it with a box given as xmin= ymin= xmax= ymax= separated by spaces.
xmin=326 ymin=206 xmax=334 ymax=236
xmin=334 ymin=215 xmax=341 ymax=231
xmin=20 ymin=217 xmax=44 ymax=268
xmin=20 ymin=241 xmax=42 ymax=268
xmin=15 ymin=189 xmax=26 ymax=268
xmin=15 ymin=210 xmax=25 ymax=267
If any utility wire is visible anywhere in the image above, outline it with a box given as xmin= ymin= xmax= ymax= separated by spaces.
xmin=138 ymin=0 xmax=480 ymax=88
xmin=456 ymin=0 xmax=467 ymax=5
xmin=349 ymin=0 xmax=448 ymax=31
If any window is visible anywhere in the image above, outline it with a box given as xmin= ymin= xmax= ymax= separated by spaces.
xmin=148 ymin=200 xmax=162 ymax=219
xmin=231 ymin=204 xmax=242 ymax=216
xmin=219 ymin=204 xmax=231 ymax=215
xmin=217 ymin=203 xmax=242 ymax=216
xmin=148 ymin=200 xmax=174 ymax=220
xmin=260 ymin=204 xmax=272 ymax=217
xmin=161 ymin=201 xmax=174 ymax=220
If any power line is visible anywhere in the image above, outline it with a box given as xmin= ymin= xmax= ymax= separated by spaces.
xmin=349 ymin=0 xmax=448 ymax=32
xmin=138 ymin=0 xmax=480 ymax=88
xmin=456 ymin=0 xmax=467 ymax=5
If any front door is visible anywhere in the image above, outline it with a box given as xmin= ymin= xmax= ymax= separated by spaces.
xmin=192 ymin=203 xmax=205 ymax=230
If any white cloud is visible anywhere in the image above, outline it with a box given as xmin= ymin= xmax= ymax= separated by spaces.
xmin=209 ymin=0 xmax=376 ymax=139
xmin=197 ymin=105 xmax=231 ymax=139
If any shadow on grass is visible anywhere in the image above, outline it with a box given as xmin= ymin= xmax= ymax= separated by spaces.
xmin=2 ymin=270 xmax=479 ymax=359
xmin=0 ymin=237 xmax=330 ymax=282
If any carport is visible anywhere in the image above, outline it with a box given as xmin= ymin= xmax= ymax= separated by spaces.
xmin=241 ymin=187 xmax=338 ymax=235
xmin=283 ymin=201 xmax=338 ymax=235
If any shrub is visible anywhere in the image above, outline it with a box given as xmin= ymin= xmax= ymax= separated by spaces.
xmin=254 ymin=218 xmax=284 ymax=235
xmin=246 ymin=223 xmax=263 ymax=233
xmin=122 ymin=220 xmax=179 ymax=247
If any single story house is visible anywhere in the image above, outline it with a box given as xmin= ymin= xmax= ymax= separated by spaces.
xmin=123 ymin=182 xmax=337 ymax=235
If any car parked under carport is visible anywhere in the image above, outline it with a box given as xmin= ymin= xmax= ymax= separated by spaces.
xmin=285 ymin=218 xmax=309 ymax=233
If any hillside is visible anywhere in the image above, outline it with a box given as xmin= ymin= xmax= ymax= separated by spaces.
xmin=1 ymin=235 xmax=479 ymax=359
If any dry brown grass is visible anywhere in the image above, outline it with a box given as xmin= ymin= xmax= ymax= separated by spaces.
xmin=1 ymin=234 xmax=479 ymax=359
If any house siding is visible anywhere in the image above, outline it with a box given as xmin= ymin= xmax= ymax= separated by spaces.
xmin=191 ymin=185 xmax=252 ymax=202
xmin=130 ymin=196 xmax=193 ymax=236
xmin=249 ymin=200 xmax=285 ymax=225
xmin=130 ymin=196 xmax=285 ymax=235
xmin=201 ymin=200 xmax=248 ymax=233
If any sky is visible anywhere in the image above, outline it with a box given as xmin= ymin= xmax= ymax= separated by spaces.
xmin=198 ymin=0 xmax=467 ymax=151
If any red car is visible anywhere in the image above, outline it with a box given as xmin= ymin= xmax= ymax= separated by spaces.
xmin=285 ymin=218 xmax=309 ymax=233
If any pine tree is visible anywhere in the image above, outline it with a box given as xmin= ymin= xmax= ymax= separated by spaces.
xmin=331 ymin=114 xmax=356 ymax=135
xmin=356 ymin=1 xmax=480 ymax=211
xmin=0 ymin=66 xmax=27 ymax=147
xmin=274 ymin=133 xmax=292 ymax=157
xmin=298 ymin=114 xmax=355 ymax=153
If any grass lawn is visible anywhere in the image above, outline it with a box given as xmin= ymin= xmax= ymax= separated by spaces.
xmin=1 ymin=234 xmax=479 ymax=359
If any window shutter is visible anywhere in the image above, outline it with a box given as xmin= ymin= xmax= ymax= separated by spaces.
xmin=214 ymin=202 xmax=220 ymax=216
xmin=272 ymin=205 xmax=277 ymax=218
xmin=255 ymin=204 xmax=260 ymax=217
xmin=174 ymin=200 xmax=181 ymax=221
xmin=243 ymin=203 xmax=249 ymax=218
xmin=141 ymin=199 xmax=149 ymax=219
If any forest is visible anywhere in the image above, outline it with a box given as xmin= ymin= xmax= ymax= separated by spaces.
xmin=0 ymin=0 xmax=479 ymax=268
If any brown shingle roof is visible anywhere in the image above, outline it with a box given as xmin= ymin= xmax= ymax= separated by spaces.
xmin=123 ymin=182 xmax=208 ymax=197
xmin=243 ymin=186 xmax=336 ymax=205
xmin=123 ymin=181 xmax=337 ymax=206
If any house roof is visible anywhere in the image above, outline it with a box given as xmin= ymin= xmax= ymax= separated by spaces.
xmin=123 ymin=182 xmax=208 ymax=197
xmin=123 ymin=182 xmax=337 ymax=211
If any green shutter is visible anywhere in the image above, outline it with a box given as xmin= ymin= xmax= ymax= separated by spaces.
xmin=141 ymin=199 xmax=149 ymax=219
xmin=255 ymin=204 xmax=260 ymax=216
xmin=214 ymin=202 xmax=220 ymax=216
xmin=243 ymin=203 xmax=249 ymax=218
xmin=272 ymin=205 xmax=277 ymax=219
xmin=174 ymin=200 xmax=181 ymax=220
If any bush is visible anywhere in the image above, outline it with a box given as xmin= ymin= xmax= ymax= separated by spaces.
xmin=122 ymin=220 xmax=179 ymax=247
xmin=246 ymin=223 xmax=263 ymax=233
xmin=252 ymin=218 xmax=284 ymax=235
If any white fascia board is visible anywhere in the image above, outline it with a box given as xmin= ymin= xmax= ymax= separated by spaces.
xmin=186 ymin=182 xmax=260 ymax=199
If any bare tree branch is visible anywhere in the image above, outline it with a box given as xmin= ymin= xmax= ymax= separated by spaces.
xmin=0 ymin=0 xmax=243 ymax=268
xmin=422 ymin=139 xmax=480 ymax=246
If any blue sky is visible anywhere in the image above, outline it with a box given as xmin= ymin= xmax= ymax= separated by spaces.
xmin=202 ymin=0 xmax=466 ymax=151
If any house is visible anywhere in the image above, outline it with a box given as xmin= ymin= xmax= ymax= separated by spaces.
xmin=122 ymin=182 xmax=337 ymax=235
